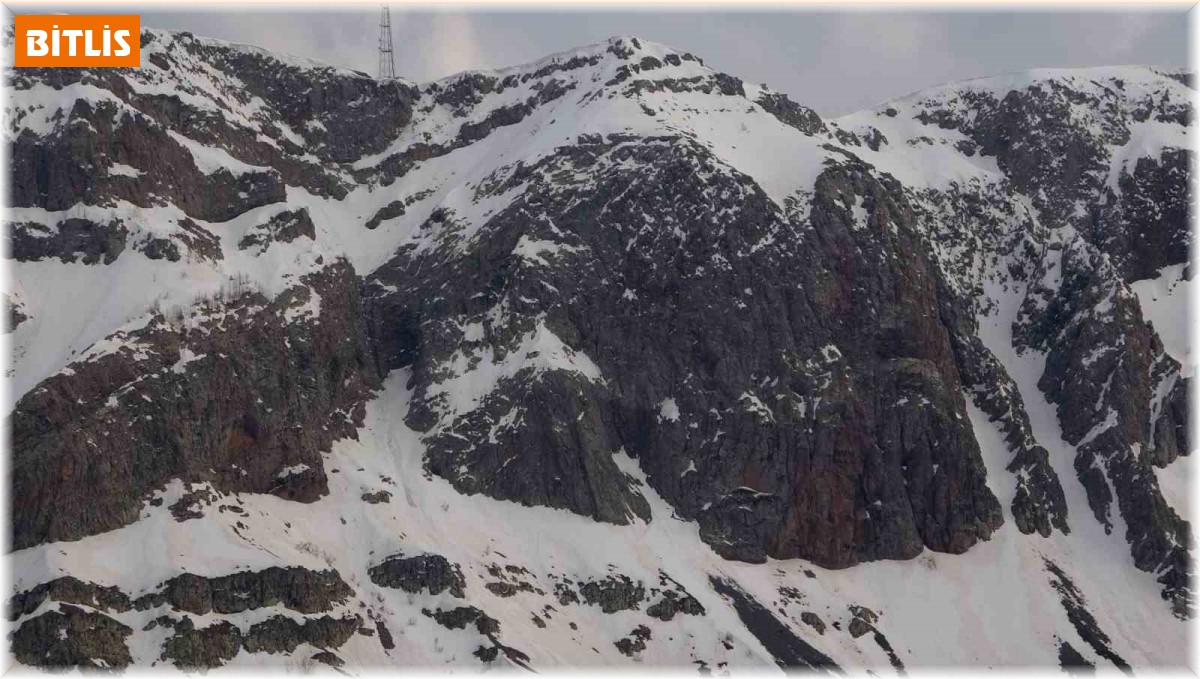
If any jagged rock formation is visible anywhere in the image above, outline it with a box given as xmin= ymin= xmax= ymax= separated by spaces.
xmin=10 ymin=259 xmax=378 ymax=549
xmin=367 ymin=134 xmax=1006 ymax=569
xmin=3 ymin=27 xmax=1192 ymax=672
xmin=11 ymin=604 xmax=134 ymax=669
xmin=137 ymin=566 xmax=354 ymax=615
xmin=368 ymin=553 xmax=467 ymax=598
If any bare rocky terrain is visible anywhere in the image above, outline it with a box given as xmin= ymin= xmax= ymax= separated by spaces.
xmin=3 ymin=28 xmax=1193 ymax=671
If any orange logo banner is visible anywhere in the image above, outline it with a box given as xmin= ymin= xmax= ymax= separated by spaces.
xmin=14 ymin=15 xmax=140 ymax=68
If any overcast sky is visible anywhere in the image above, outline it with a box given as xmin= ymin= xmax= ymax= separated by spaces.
xmin=8 ymin=5 xmax=1190 ymax=116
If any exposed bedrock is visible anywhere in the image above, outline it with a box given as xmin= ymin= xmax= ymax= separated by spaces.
xmin=1018 ymin=237 xmax=1192 ymax=617
xmin=10 ymin=259 xmax=380 ymax=550
xmin=8 ymin=567 xmax=360 ymax=670
xmin=366 ymin=135 xmax=1003 ymax=568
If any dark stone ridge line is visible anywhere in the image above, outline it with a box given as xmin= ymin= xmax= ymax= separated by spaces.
xmin=1019 ymin=236 xmax=1192 ymax=616
xmin=155 ymin=611 xmax=361 ymax=668
xmin=10 ymin=566 xmax=355 ymax=623
xmin=871 ymin=629 xmax=906 ymax=675
xmin=9 ymin=591 xmax=364 ymax=671
xmin=1057 ymin=638 xmax=1096 ymax=675
xmin=935 ymin=265 xmax=1070 ymax=538
xmin=8 ymin=576 xmax=133 ymax=621
xmin=136 ymin=566 xmax=355 ymax=616
xmin=708 ymin=576 xmax=840 ymax=673
xmin=1043 ymin=557 xmax=1131 ymax=674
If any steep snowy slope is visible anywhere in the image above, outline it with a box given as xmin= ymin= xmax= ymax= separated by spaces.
xmin=3 ymin=29 xmax=1193 ymax=672
xmin=838 ymin=66 xmax=1194 ymax=616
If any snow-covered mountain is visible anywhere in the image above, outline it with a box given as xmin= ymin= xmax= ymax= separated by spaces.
xmin=3 ymin=28 xmax=1193 ymax=672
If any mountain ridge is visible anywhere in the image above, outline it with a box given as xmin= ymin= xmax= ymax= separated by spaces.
xmin=3 ymin=26 xmax=1193 ymax=671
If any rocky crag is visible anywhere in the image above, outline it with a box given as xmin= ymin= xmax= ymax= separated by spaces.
xmin=4 ymin=29 xmax=1193 ymax=671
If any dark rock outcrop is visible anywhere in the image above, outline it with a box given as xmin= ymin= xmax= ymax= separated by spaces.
xmin=367 ymin=135 xmax=1003 ymax=569
xmin=578 ymin=574 xmax=646 ymax=614
xmin=424 ymin=605 xmax=499 ymax=635
xmin=1090 ymin=149 xmax=1191 ymax=282
xmin=361 ymin=490 xmax=392 ymax=504
xmin=10 ymin=259 xmax=379 ymax=549
xmin=614 ymin=625 xmax=652 ymax=656
xmin=6 ymin=28 xmax=419 ymax=220
xmin=912 ymin=75 xmax=1191 ymax=279
xmin=9 ymin=577 xmax=133 ymax=621
xmin=846 ymin=605 xmax=878 ymax=639
xmin=646 ymin=590 xmax=705 ymax=621
xmin=800 ymin=611 xmax=826 ymax=635
xmin=365 ymin=200 xmax=408 ymax=230
xmin=709 ymin=577 xmax=839 ymax=671
xmin=756 ymin=91 xmax=827 ymax=136
xmin=1058 ymin=640 xmax=1095 ymax=674
xmin=138 ymin=217 xmax=224 ymax=263
xmin=241 ymin=614 xmax=361 ymax=654
xmin=1044 ymin=558 xmax=1131 ymax=673
xmin=5 ymin=29 xmax=1195 ymax=669
xmin=7 ymin=218 xmax=128 ymax=265
xmin=7 ymin=98 xmax=287 ymax=222
xmin=1019 ymin=238 xmax=1192 ymax=616
xmin=368 ymin=552 xmax=466 ymax=598
xmin=424 ymin=604 xmax=530 ymax=667
xmin=137 ymin=566 xmax=354 ymax=615
xmin=312 ymin=650 xmax=345 ymax=667
xmin=161 ymin=618 xmax=243 ymax=669
xmin=238 ymin=208 xmax=316 ymax=254
xmin=11 ymin=604 xmax=133 ymax=669
xmin=3 ymin=292 xmax=28 ymax=333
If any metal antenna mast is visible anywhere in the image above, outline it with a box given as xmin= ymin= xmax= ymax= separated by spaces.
xmin=378 ymin=6 xmax=396 ymax=80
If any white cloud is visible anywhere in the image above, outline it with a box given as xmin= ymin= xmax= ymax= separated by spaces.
xmin=425 ymin=11 xmax=488 ymax=78
xmin=27 ymin=6 xmax=1183 ymax=115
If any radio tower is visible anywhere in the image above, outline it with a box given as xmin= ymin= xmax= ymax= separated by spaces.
xmin=378 ymin=6 xmax=396 ymax=80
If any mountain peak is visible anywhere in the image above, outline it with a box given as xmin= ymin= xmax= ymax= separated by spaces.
xmin=851 ymin=63 xmax=1194 ymax=120
xmin=423 ymin=33 xmax=710 ymax=88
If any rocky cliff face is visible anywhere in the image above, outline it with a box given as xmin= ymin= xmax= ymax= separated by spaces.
xmin=3 ymin=29 xmax=1192 ymax=671
xmin=11 ymin=259 xmax=377 ymax=550
xmin=368 ymin=135 xmax=1005 ymax=568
